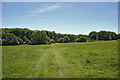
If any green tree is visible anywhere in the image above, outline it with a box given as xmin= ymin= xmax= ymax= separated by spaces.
xmin=31 ymin=31 xmax=50 ymax=44
xmin=63 ymin=36 xmax=70 ymax=43
xmin=2 ymin=32 xmax=21 ymax=45
xmin=109 ymin=32 xmax=118 ymax=40
xmin=23 ymin=36 xmax=30 ymax=44
xmin=89 ymin=31 xmax=97 ymax=40
xmin=118 ymin=34 xmax=120 ymax=39
xmin=98 ymin=31 xmax=110 ymax=40
xmin=68 ymin=34 xmax=76 ymax=42
xmin=58 ymin=37 xmax=64 ymax=43
xmin=76 ymin=37 xmax=87 ymax=42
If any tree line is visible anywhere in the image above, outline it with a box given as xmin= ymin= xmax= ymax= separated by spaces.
xmin=0 ymin=28 xmax=120 ymax=45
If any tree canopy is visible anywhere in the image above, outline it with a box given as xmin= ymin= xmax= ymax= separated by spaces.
xmin=0 ymin=28 xmax=119 ymax=45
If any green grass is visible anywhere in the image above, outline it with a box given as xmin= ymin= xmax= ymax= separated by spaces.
xmin=2 ymin=40 xmax=118 ymax=78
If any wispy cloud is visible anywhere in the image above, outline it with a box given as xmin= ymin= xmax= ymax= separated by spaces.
xmin=28 ymin=3 xmax=70 ymax=16
xmin=29 ymin=4 xmax=60 ymax=15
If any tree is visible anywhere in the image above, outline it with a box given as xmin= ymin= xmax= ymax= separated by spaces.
xmin=2 ymin=32 xmax=21 ymax=45
xmin=89 ymin=31 xmax=97 ymax=40
xmin=55 ymin=33 xmax=64 ymax=42
xmin=109 ymin=32 xmax=118 ymax=40
xmin=23 ymin=36 xmax=30 ymax=44
xmin=76 ymin=37 xmax=87 ymax=42
xmin=58 ymin=37 xmax=64 ymax=43
xmin=98 ymin=31 xmax=110 ymax=40
xmin=1 ymin=28 xmax=119 ymax=45
xmin=18 ymin=38 xmax=23 ymax=44
xmin=0 ymin=39 xmax=2 ymax=46
xmin=68 ymin=34 xmax=76 ymax=42
xmin=46 ymin=35 xmax=51 ymax=44
xmin=63 ymin=36 xmax=70 ymax=43
xmin=118 ymin=34 xmax=120 ymax=39
xmin=89 ymin=34 xmax=97 ymax=40
xmin=31 ymin=31 xmax=50 ymax=44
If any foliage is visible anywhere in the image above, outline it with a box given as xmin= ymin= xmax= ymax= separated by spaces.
xmin=31 ymin=31 xmax=50 ymax=45
xmin=63 ymin=36 xmax=70 ymax=43
xmin=89 ymin=31 xmax=97 ymax=40
xmin=98 ymin=31 xmax=111 ymax=40
xmin=118 ymin=34 xmax=120 ymax=39
xmin=1 ymin=28 xmax=119 ymax=45
xmin=57 ymin=37 xmax=64 ymax=43
xmin=76 ymin=37 xmax=87 ymax=42
xmin=2 ymin=32 xmax=22 ymax=45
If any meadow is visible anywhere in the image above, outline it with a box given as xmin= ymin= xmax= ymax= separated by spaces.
xmin=2 ymin=40 xmax=118 ymax=78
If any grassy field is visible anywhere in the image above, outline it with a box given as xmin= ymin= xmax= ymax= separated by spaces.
xmin=2 ymin=40 xmax=118 ymax=78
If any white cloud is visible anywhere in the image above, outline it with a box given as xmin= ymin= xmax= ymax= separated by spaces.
xmin=30 ymin=4 xmax=60 ymax=15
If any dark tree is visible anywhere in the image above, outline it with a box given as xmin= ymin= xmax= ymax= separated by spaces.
xmin=76 ymin=37 xmax=87 ymax=42
xmin=98 ymin=31 xmax=110 ymax=40
xmin=58 ymin=37 xmax=64 ymax=43
xmin=63 ymin=36 xmax=70 ymax=43
xmin=89 ymin=31 xmax=97 ymax=40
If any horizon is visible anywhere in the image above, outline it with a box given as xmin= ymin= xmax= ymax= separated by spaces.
xmin=2 ymin=2 xmax=118 ymax=35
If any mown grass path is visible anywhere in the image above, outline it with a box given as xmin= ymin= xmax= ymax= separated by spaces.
xmin=27 ymin=48 xmax=48 ymax=78
xmin=28 ymin=44 xmax=72 ymax=78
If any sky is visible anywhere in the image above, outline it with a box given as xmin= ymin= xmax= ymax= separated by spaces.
xmin=2 ymin=2 xmax=118 ymax=35
xmin=1 ymin=0 xmax=120 ymax=2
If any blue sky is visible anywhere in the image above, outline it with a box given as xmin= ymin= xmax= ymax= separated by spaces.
xmin=2 ymin=2 xmax=118 ymax=34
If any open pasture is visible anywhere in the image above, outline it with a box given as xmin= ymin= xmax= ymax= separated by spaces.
xmin=2 ymin=40 xmax=118 ymax=78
